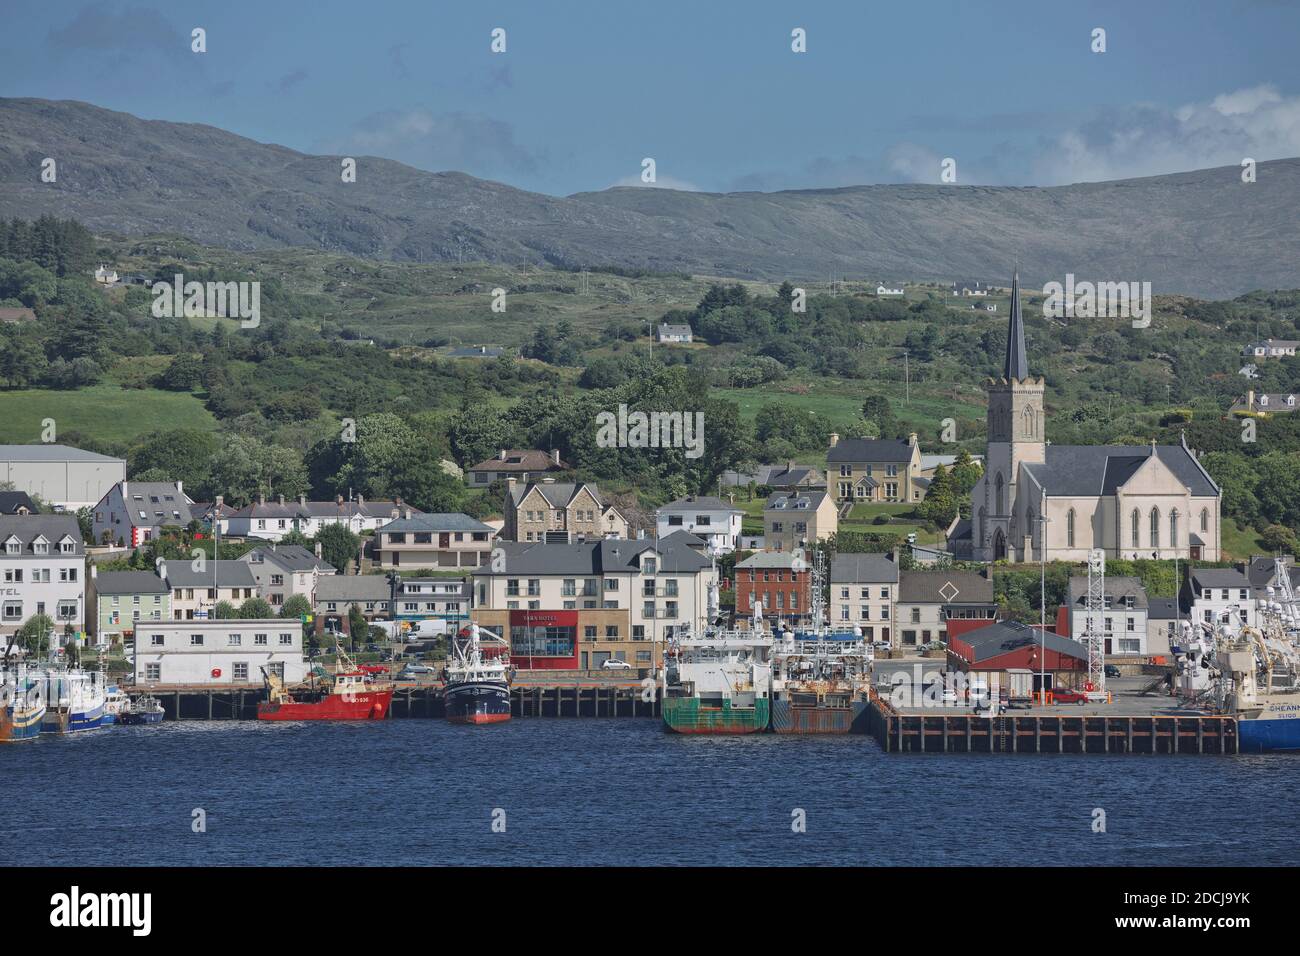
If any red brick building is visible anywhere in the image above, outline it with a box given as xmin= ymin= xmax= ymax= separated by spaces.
xmin=735 ymin=551 xmax=812 ymax=622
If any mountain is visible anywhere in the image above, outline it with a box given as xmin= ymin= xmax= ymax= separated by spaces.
xmin=2 ymin=97 xmax=1298 ymax=298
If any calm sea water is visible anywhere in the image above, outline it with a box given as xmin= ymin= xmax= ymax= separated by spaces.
xmin=5 ymin=719 xmax=1296 ymax=866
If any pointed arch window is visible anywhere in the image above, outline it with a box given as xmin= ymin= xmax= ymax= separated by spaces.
xmin=1066 ymin=508 xmax=1076 ymax=548
xmin=1200 ymin=508 xmax=1208 ymax=533
xmin=1170 ymin=509 xmax=1179 ymax=549
xmin=1131 ymin=509 xmax=1140 ymax=548
xmin=1150 ymin=508 xmax=1160 ymax=549
xmin=978 ymin=506 xmax=987 ymax=542
xmin=995 ymin=473 xmax=1006 ymax=516
xmin=1027 ymin=506 xmax=1037 ymax=548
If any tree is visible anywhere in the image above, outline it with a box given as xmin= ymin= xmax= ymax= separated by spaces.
xmin=238 ymin=597 xmax=273 ymax=619
xmin=158 ymin=353 xmax=204 ymax=391
xmin=213 ymin=601 xmax=239 ymax=619
xmin=316 ymin=523 xmax=361 ymax=572
xmin=348 ymin=605 xmax=369 ymax=646
xmin=280 ymin=594 xmax=313 ymax=620
xmin=13 ymin=613 xmax=54 ymax=657
xmin=861 ymin=395 xmax=895 ymax=437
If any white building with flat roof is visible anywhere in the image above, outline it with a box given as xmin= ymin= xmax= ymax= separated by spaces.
xmin=0 ymin=444 xmax=126 ymax=511
xmin=132 ymin=619 xmax=307 ymax=686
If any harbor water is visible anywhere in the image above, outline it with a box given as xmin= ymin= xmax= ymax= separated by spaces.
xmin=5 ymin=719 xmax=1297 ymax=866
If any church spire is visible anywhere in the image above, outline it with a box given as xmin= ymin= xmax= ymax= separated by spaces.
xmin=1004 ymin=270 xmax=1029 ymax=381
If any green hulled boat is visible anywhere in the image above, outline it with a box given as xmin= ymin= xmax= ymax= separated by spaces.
xmin=662 ymin=694 xmax=771 ymax=734
xmin=662 ymin=600 xmax=774 ymax=734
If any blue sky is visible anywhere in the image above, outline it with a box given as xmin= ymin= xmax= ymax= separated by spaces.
xmin=4 ymin=0 xmax=1300 ymax=195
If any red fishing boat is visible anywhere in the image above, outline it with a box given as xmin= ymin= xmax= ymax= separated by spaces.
xmin=257 ymin=648 xmax=393 ymax=721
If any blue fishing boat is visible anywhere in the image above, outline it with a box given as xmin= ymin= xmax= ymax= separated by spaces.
xmin=1 ymin=666 xmax=46 ymax=742
xmin=118 ymin=695 xmax=165 ymax=725
xmin=37 ymin=666 xmax=107 ymax=734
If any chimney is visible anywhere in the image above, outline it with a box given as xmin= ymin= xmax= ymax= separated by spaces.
xmin=315 ymin=541 xmax=322 ymax=559
xmin=215 ymin=494 xmax=223 ymax=508
xmin=1247 ymin=389 xmax=1255 ymax=409
xmin=175 ymin=480 xmax=183 ymax=496
xmin=787 ymin=460 xmax=795 ymax=472
xmin=507 ymin=477 xmax=517 ymax=486
xmin=499 ymin=449 xmax=507 ymax=461
xmin=257 ymin=493 xmax=265 ymax=506
xmin=551 ymin=448 xmax=561 ymax=465
xmin=298 ymin=494 xmax=307 ymax=507
xmin=356 ymin=494 xmax=365 ymax=506
xmin=278 ymin=494 xmax=285 ymax=505
xmin=403 ymin=507 xmax=412 ymax=519
xmin=90 ymin=563 xmax=98 ymax=580
xmin=395 ymin=496 xmax=403 ymax=507
xmin=908 ymin=432 xmax=918 ymax=446
xmin=829 ymin=432 xmax=839 ymax=448
xmin=121 ymin=480 xmax=128 ymax=499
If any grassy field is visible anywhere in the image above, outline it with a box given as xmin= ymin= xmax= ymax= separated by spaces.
xmin=0 ymin=384 xmax=218 ymax=444
xmin=1220 ymin=517 xmax=1267 ymax=561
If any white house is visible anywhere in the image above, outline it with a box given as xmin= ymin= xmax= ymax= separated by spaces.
xmin=654 ymin=496 xmax=744 ymax=554
xmin=1242 ymin=339 xmax=1299 ymax=359
xmin=92 ymin=480 xmax=195 ymax=547
xmin=132 ymin=619 xmax=307 ymax=686
xmin=0 ymin=514 xmax=85 ymax=644
xmin=876 ymin=284 xmax=905 ymax=296
xmin=1184 ymin=568 xmax=1257 ymax=631
xmin=94 ymin=265 xmax=119 ymax=285
xmin=1065 ymin=575 xmax=1150 ymax=656
xmin=239 ymin=543 xmax=336 ymax=610
xmin=657 ymin=323 xmax=693 ymax=344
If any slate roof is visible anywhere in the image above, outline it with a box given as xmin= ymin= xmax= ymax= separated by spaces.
xmin=245 ymin=544 xmax=335 ymax=573
xmin=830 ymin=553 xmax=899 ymax=584
xmin=315 ymin=575 xmax=394 ymax=603
xmin=93 ymin=570 xmax=169 ymax=596
xmin=472 ymin=537 xmax=710 ymax=576
xmin=898 ymin=570 xmax=993 ymax=604
xmin=764 ymin=490 xmax=829 ymax=512
xmin=736 ymin=551 xmax=804 ymax=570
xmin=1067 ymin=575 xmax=1149 ymax=609
xmin=118 ymin=482 xmax=193 ymax=527
xmin=1241 ymin=555 xmax=1300 ymax=591
xmin=954 ymin=619 xmax=1088 ymax=665
xmin=0 ymin=491 xmax=38 ymax=514
xmin=827 ymin=438 xmax=913 ymax=464
xmin=1147 ymin=598 xmax=1180 ymax=621
xmin=1188 ymin=568 xmax=1252 ymax=591
xmin=160 ymin=560 xmax=257 ymax=589
xmin=511 ymin=482 xmax=608 ymax=510
xmin=376 ymin=513 xmax=495 ymax=534
xmin=1020 ymin=443 xmax=1218 ymax=498
xmin=0 ymin=514 xmax=82 ymax=554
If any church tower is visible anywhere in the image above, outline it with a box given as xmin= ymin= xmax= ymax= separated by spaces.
xmin=979 ymin=272 xmax=1045 ymax=559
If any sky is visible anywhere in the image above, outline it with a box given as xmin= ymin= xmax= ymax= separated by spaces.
xmin=3 ymin=0 xmax=1300 ymax=196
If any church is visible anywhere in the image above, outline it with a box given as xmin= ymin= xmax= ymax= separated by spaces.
xmin=948 ymin=274 xmax=1222 ymax=564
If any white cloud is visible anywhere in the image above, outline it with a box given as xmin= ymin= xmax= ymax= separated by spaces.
xmin=1032 ymin=84 xmax=1300 ymax=184
xmin=325 ymin=108 xmax=542 ymax=176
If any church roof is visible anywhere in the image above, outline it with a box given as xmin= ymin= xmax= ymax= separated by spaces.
xmin=1022 ymin=444 xmax=1218 ymax=498
xmin=1004 ymin=271 xmax=1029 ymax=380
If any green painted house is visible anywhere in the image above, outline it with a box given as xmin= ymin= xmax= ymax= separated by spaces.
xmin=87 ymin=566 xmax=170 ymax=649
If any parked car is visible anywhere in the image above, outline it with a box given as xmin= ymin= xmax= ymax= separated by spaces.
xmin=1104 ymin=664 xmax=1122 ymax=678
xmin=357 ymin=664 xmax=388 ymax=676
xmin=600 ymin=658 xmax=632 ymax=670
xmin=398 ymin=663 xmax=435 ymax=677
xmin=1049 ymin=686 xmax=1089 ymax=704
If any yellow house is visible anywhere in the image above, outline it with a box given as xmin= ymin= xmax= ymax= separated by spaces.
xmin=763 ymin=490 xmax=838 ymax=552
xmin=827 ymin=433 xmax=924 ymax=504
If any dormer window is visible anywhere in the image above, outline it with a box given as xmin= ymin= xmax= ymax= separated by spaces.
xmin=1260 ymin=395 xmax=1269 ymax=406
xmin=58 ymin=536 xmax=76 ymax=554
xmin=3 ymin=536 xmax=20 ymax=555
xmin=31 ymin=536 xmax=49 ymax=555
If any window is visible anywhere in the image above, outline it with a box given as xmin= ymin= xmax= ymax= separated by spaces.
xmin=145 ymin=663 xmax=161 ymax=681
xmin=228 ymin=633 xmax=242 ymax=646
xmin=1200 ymin=508 xmax=1208 ymax=533
xmin=190 ymin=634 xmax=204 ymax=646
xmin=1170 ymin=510 xmax=1179 ymax=549
xmin=1066 ymin=509 xmax=1075 ymax=548
xmin=233 ymin=662 xmax=249 ymax=681
xmin=1131 ymin=509 xmax=1140 ymax=548
xmin=151 ymin=634 xmax=164 ymax=646
xmin=255 ymin=633 xmax=268 ymax=646
xmin=1 ymin=602 xmax=21 ymax=621
xmin=279 ymin=633 xmax=293 ymax=645
xmin=1150 ymin=508 xmax=1160 ymax=549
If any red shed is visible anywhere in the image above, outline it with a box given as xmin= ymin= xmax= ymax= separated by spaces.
xmin=947 ymin=619 xmax=1088 ymax=692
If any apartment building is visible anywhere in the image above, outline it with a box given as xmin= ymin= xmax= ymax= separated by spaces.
xmin=471 ymin=538 xmax=716 ymax=670
xmin=655 ymin=496 xmax=744 ymax=554
xmin=763 ymin=490 xmax=838 ymax=552
xmin=87 ymin=566 xmax=170 ymax=649
xmin=239 ymin=543 xmax=336 ymax=610
xmin=372 ymin=512 xmax=496 ymax=569
xmin=0 ymin=513 xmax=85 ymax=642
xmin=159 ymin=560 xmax=258 ymax=620
xmin=1182 ymin=567 xmax=1257 ymax=631
xmin=735 ymin=551 xmax=810 ymax=623
xmin=503 ymin=479 xmax=627 ymax=542
xmin=1065 ymin=575 xmax=1150 ymax=656
xmin=91 ymin=480 xmax=195 ymax=547
xmin=895 ymin=569 xmax=995 ymax=648
xmin=829 ymin=552 xmax=899 ymax=644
